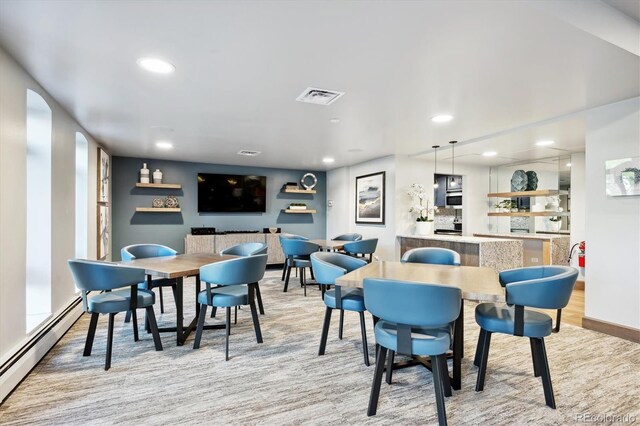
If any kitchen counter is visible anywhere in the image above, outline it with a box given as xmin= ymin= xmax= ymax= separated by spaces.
xmin=473 ymin=233 xmax=570 ymax=265
xmin=397 ymin=235 xmax=523 ymax=272
xmin=473 ymin=232 xmax=568 ymax=241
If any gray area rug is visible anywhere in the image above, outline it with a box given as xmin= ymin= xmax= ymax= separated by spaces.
xmin=1 ymin=270 xmax=639 ymax=425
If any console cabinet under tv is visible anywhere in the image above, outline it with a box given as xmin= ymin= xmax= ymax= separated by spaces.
xmin=184 ymin=233 xmax=285 ymax=265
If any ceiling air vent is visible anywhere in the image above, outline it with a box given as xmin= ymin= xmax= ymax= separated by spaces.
xmin=237 ymin=150 xmax=261 ymax=156
xmin=296 ymin=87 xmax=345 ymax=106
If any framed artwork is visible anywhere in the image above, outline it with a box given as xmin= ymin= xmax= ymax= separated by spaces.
xmin=355 ymin=171 xmax=385 ymax=224
xmin=98 ymin=204 xmax=109 ymax=260
xmin=605 ymin=157 xmax=640 ymax=197
xmin=98 ymin=147 xmax=109 ymax=203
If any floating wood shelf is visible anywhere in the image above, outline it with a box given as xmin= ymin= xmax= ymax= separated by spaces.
xmin=283 ymin=209 xmax=317 ymax=214
xmin=487 ymin=189 xmax=568 ymax=198
xmin=282 ymin=188 xmax=317 ymax=194
xmin=136 ymin=183 xmax=182 ymax=189
xmin=488 ymin=211 xmax=569 ymax=217
xmin=136 ymin=207 xmax=182 ymax=213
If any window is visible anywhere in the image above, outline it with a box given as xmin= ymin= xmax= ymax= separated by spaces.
xmin=26 ymin=90 xmax=52 ymax=332
xmin=75 ymin=132 xmax=88 ymax=261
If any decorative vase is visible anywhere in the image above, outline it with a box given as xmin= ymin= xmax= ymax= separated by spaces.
xmin=525 ymin=171 xmax=538 ymax=191
xmin=153 ymin=169 xmax=163 ymax=184
xmin=140 ymin=163 xmax=150 ymax=184
xmin=415 ymin=221 xmax=434 ymax=236
xmin=548 ymin=220 xmax=561 ymax=233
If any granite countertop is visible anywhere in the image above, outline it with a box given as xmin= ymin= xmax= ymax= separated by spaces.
xmin=473 ymin=232 xmax=570 ymax=241
xmin=397 ymin=234 xmax=519 ymax=244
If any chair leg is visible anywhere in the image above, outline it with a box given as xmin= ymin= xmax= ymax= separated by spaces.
xmin=225 ymin=307 xmax=231 ymax=361
xmin=474 ymin=329 xmax=486 ymax=367
xmin=439 ymin=355 xmax=452 ymax=397
xmin=530 ymin=338 xmax=541 ymax=377
xmin=431 ymin=354 xmax=448 ymax=426
xmin=309 ymin=266 xmax=315 ymax=281
xmin=124 ymin=310 xmax=132 ymax=323
xmin=159 ymin=286 xmax=165 ymax=314
xmin=105 ymin=313 xmax=115 ymax=371
xmin=385 ymin=350 xmax=395 ymax=384
xmin=248 ymin=285 xmax=263 ymax=343
xmin=536 ymin=338 xmax=556 ymax=409
xmin=359 ymin=311 xmax=370 ymax=366
xmin=338 ymin=309 xmax=344 ymax=340
xmin=367 ymin=345 xmax=387 ymax=417
xmin=131 ymin=309 xmax=139 ymax=342
xmin=321 ymin=286 xmax=326 ymax=300
xmin=318 ymin=307 xmax=332 ymax=356
xmin=475 ymin=330 xmax=492 ymax=392
xmin=193 ymin=304 xmax=208 ymax=349
xmin=302 ymin=268 xmax=307 ymax=296
xmin=145 ymin=306 xmax=163 ymax=351
xmin=283 ymin=266 xmax=292 ymax=292
xmin=281 ymin=260 xmax=287 ymax=281
xmin=83 ymin=312 xmax=99 ymax=356
xmin=255 ymin=283 xmax=265 ymax=315
xmin=234 ymin=306 xmax=238 ymax=324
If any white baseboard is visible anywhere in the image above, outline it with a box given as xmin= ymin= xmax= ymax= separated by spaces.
xmin=0 ymin=302 xmax=84 ymax=402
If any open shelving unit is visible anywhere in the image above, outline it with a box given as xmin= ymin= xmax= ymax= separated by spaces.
xmin=487 ymin=189 xmax=568 ymax=198
xmin=136 ymin=183 xmax=182 ymax=189
xmin=135 ymin=207 xmax=181 ymax=213
xmin=283 ymin=209 xmax=317 ymax=214
xmin=488 ymin=211 xmax=568 ymax=217
xmin=282 ymin=187 xmax=316 ymax=194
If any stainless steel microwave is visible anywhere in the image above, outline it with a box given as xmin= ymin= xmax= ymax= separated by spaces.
xmin=445 ymin=194 xmax=463 ymax=206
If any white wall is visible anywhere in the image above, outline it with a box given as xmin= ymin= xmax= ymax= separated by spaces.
xmin=584 ymin=97 xmax=640 ymax=330
xmin=569 ymin=152 xmax=586 ymax=279
xmin=0 ymin=46 xmax=101 ymax=385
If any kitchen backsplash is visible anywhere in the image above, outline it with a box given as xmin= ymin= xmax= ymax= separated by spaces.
xmin=434 ymin=207 xmax=461 ymax=230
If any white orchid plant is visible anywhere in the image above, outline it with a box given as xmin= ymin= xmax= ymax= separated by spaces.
xmin=408 ymin=183 xmax=435 ymax=222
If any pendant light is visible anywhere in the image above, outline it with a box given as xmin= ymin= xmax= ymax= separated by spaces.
xmin=432 ymin=145 xmax=440 ymax=188
xmin=449 ymin=140 xmax=458 ymax=187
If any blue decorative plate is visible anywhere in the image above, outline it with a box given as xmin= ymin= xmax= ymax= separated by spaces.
xmin=526 ymin=171 xmax=538 ymax=191
xmin=511 ymin=170 xmax=528 ymax=192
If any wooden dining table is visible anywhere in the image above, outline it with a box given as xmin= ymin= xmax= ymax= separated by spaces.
xmin=335 ymin=261 xmax=505 ymax=390
xmin=120 ymin=253 xmax=239 ymax=346
xmin=308 ymin=239 xmax=345 ymax=251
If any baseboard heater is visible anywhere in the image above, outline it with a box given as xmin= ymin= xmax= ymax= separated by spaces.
xmin=0 ymin=296 xmax=83 ymax=401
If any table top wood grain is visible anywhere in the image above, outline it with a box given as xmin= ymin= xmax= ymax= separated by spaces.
xmin=335 ymin=261 xmax=505 ymax=302
xmin=308 ymin=239 xmax=345 ymax=250
xmin=119 ymin=253 xmax=238 ymax=278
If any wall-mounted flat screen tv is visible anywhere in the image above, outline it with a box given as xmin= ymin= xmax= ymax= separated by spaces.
xmin=197 ymin=173 xmax=267 ymax=213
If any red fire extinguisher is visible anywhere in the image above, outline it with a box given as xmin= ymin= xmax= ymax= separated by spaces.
xmin=569 ymin=241 xmax=586 ymax=268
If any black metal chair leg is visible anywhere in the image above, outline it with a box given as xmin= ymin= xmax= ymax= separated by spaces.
xmin=439 ymin=355 xmax=452 ymax=397
xmin=234 ymin=306 xmax=238 ymax=324
xmin=281 ymin=260 xmax=287 ymax=281
xmin=475 ymin=330 xmax=492 ymax=392
xmin=309 ymin=266 xmax=315 ymax=281
xmin=530 ymin=338 xmax=541 ymax=377
xmin=225 ymin=307 xmax=231 ymax=361
xmin=385 ymin=350 xmax=395 ymax=384
xmin=359 ymin=311 xmax=370 ymax=366
xmin=283 ymin=265 xmax=292 ymax=292
xmin=338 ymin=309 xmax=344 ymax=340
xmin=193 ymin=304 xmax=208 ymax=349
xmin=105 ymin=313 xmax=115 ymax=371
xmin=432 ymin=354 xmax=448 ymax=426
xmin=145 ymin=306 xmax=163 ymax=351
xmin=367 ymin=345 xmax=387 ymax=417
xmin=474 ymin=329 xmax=486 ymax=367
xmin=536 ymin=338 xmax=556 ymax=408
xmin=318 ymin=307 xmax=332 ymax=355
xmin=210 ymin=306 xmax=217 ymax=318
xmin=248 ymin=285 xmax=263 ymax=343
xmin=83 ymin=312 xmax=99 ymax=356
xmin=255 ymin=283 xmax=265 ymax=315
xmin=124 ymin=310 xmax=131 ymax=323
xmin=159 ymin=286 xmax=165 ymax=313
xmin=302 ymin=267 xmax=307 ymax=296
xmin=131 ymin=309 xmax=139 ymax=342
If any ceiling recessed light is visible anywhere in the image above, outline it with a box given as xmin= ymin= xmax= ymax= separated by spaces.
xmin=137 ymin=57 xmax=175 ymax=74
xmin=482 ymin=151 xmax=498 ymax=157
xmin=322 ymin=157 xmax=335 ymax=163
xmin=329 ymin=118 xmax=340 ymax=124
xmin=431 ymin=114 xmax=453 ymax=123
xmin=237 ymin=150 xmax=261 ymax=156
xmin=155 ymin=141 xmax=173 ymax=149
xmin=566 ymin=163 xmax=572 ymax=167
xmin=536 ymin=140 xmax=555 ymax=146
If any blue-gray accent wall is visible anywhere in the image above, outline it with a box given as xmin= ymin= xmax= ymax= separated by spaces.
xmin=112 ymin=156 xmax=326 ymax=260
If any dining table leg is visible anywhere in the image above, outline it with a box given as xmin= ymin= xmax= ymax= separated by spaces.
xmin=175 ymin=276 xmax=184 ymax=346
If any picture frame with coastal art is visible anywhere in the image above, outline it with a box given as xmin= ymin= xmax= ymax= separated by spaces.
xmin=605 ymin=157 xmax=640 ymax=197
xmin=355 ymin=171 xmax=385 ymax=224
xmin=98 ymin=147 xmax=109 ymax=203
xmin=98 ymin=204 xmax=109 ymax=260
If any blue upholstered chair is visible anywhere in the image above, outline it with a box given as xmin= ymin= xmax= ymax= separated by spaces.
xmin=401 ymin=247 xmax=461 ymax=266
xmin=343 ymin=238 xmax=378 ymax=263
xmin=332 ymin=233 xmax=363 ymax=241
xmin=278 ymin=233 xmax=309 ymax=280
xmin=193 ymin=254 xmax=268 ymax=360
xmin=219 ymin=242 xmax=268 ymax=315
xmin=68 ymin=259 xmax=163 ymax=370
xmin=364 ymin=278 xmax=461 ymax=425
xmin=474 ymin=265 xmax=578 ymax=409
xmin=280 ymin=239 xmax=319 ymax=295
xmin=311 ymin=252 xmax=369 ymax=365
xmin=121 ymin=244 xmax=178 ymax=318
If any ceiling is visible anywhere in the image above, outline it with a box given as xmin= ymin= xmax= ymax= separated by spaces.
xmin=0 ymin=0 xmax=638 ymax=170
